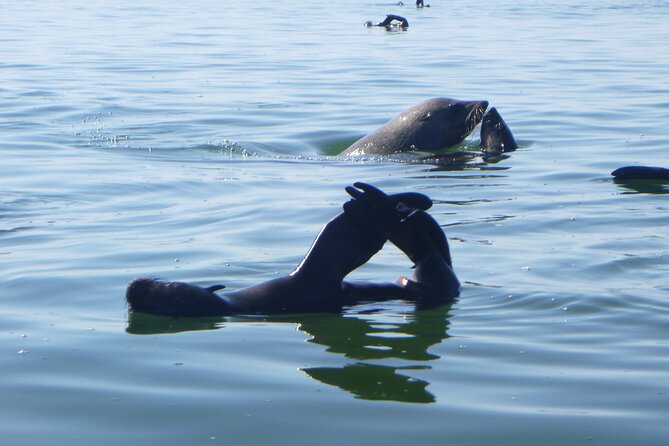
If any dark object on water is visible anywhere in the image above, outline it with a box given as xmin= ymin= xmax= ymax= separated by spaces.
xmin=416 ymin=0 xmax=430 ymax=7
xmin=479 ymin=107 xmax=518 ymax=156
xmin=365 ymin=14 xmax=409 ymax=28
xmin=341 ymin=97 xmax=489 ymax=156
xmin=611 ymin=166 xmax=669 ymax=181
xmin=126 ymin=183 xmax=459 ymax=317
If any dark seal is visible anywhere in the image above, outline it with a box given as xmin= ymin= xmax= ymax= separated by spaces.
xmin=365 ymin=14 xmax=409 ymax=28
xmin=611 ymin=166 xmax=669 ymax=181
xmin=126 ymin=183 xmax=460 ymax=317
xmin=479 ymin=107 xmax=518 ymax=156
xmin=341 ymin=97 xmax=488 ymax=156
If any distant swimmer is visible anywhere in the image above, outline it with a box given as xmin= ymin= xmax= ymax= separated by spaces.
xmin=126 ymin=183 xmax=460 ymax=317
xmin=416 ymin=0 xmax=430 ymax=7
xmin=365 ymin=14 xmax=409 ymax=29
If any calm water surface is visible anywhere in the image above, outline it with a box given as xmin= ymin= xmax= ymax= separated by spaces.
xmin=1 ymin=1 xmax=668 ymax=445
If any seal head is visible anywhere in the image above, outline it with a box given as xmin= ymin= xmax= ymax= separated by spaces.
xmin=342 ymin=97 xmax=488 ymax=156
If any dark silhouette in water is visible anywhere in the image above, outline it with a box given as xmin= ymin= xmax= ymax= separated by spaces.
xmin=126 ymin=183 xmax=459 ymax=317
xmin=479 ymin=107 xmax=518 ymax=156
xmin=409 ymin=106 xmax=518 ymax=166
xmin=341 ymin=97 xmax=489 ymax=156
xmin=612 ymin=166 xmax=669 ymax=194
xmin=611 ymin=166 xmax=669 ymax=181
xmin=365 ymin=14 xmax=409 ymax=29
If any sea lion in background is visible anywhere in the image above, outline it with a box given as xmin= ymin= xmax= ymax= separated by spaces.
xmin=126 ymin=183 xmax=460 ymax=317
xmin=365 ymin=14 xmax=409 ymax=28
xmin=479 ymin=107 xmax=518 ymax=156
xmin=611 ymin=166 xmax=669 ymax=181
xmin=341 ymin=97 xmax=489 ymax=156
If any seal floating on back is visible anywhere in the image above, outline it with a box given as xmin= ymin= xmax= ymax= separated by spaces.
xmin=126 ymin=183 xmax=459 ymax=317
xmin=341 ymin=97 xmax=488 ymax=156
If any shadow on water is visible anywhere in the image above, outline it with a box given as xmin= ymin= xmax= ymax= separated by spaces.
xmin=417 ymin=151 xmax=511 ymax=171
xmin=126 ymin=312 xmax=224 ymax=335
xmin=613 ymin=178 xmax=669 ymax=195
xmin=126 ymin=303 xmax=453 ymax=404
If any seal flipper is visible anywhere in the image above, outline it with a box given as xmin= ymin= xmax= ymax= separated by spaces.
xmin=396 ymin=203 xmax=452 ymax=268
xmin=387 ymin=210 xmax=460 ymax=302
xmin=343 ymin=183 xmax=459 ymax=301
xmin=207 ymin=284 xmax=226 ymax=292
xmin=480 ymin=107 xmax=518 ymax=156
xmin=377 ymin=14 xmax=409 ymax=28
xmin=292 ymin=188 xmax=433 ymax=284
xmin=290 ymin=209 xmax=386 ymax=285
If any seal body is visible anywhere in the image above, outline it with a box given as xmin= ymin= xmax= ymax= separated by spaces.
xmin=125 ymin=184 xmax=459 ymax=318
xmin=479 ymin=107 xmax=518 ymax=155
xmin=611 ymin=166 xmax=669 ymax=181
xmin=341 ymin=97 xmax=488 ymax=156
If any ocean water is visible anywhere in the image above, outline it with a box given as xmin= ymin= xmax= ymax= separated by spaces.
xmin=1 ymin=0 xmax=668 ymax=444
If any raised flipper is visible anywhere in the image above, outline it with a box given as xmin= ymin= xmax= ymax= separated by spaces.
xmin=366 ymin=14 xmax=409 ymax=28
xmin=377 ymin=14 xmax=409 ymax=28
xmin=292 ymin=187 xmax=433 ymax=284
xmin=344 ymin=182 xmax=459 ymax=302
xmin=346 ymin=183 xmax=451 ymax=267
xmin=479 ymin=107 xmax=518 ymax=156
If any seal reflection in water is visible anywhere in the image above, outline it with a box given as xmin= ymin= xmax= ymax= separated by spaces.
xmin=341 ymin=97 xmax=488 ymax=156
xmin=126 ymin=183 xmax=460 ymax=317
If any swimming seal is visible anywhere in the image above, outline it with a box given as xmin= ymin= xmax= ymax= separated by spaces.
xmin=611 ymin=166 xmax=669 ymax=181
xmin=365 ymin=14 xmax=409 ymax=28
xmin=479 ymin=107 xmax=518 ymax=156
xmin=126 ymin=183 xmax=459 ymax=317
xmin=341 ymin=97 xmax=488 ymax=156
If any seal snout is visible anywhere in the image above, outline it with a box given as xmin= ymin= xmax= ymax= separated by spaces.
xmin=475 ymin=100 xmax=489 ymax=118
xmin=463 ymin=100 xmax=489 ymax=136
xmin=468 ymin=100 xmax=489 ymax=122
